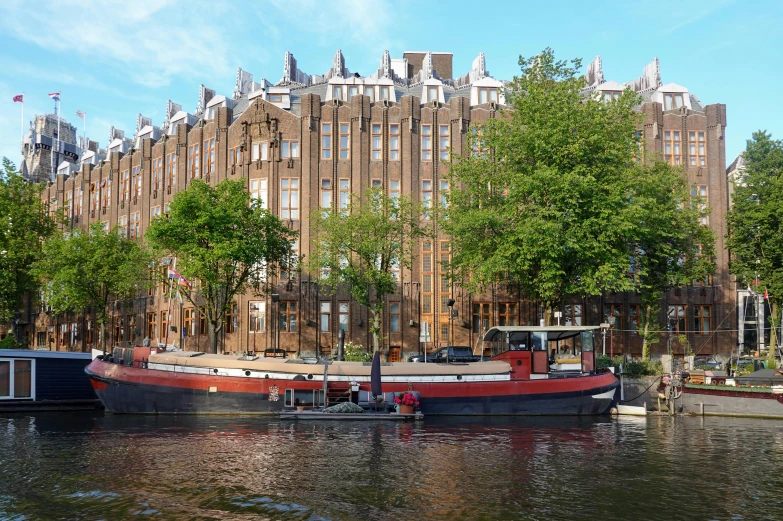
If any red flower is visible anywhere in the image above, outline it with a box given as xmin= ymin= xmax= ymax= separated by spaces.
xmin=395 ymin=392 xmax=420 ymax=407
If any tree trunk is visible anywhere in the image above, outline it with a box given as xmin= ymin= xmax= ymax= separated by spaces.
xmin=767 ymin=301 xmax=780 ymax=369
xmin=208 ymin=323 xmax=219 ymax=354
xmin=641 ymin=305 xmax=652 ymax=361
xmin=371 ymin=305 xmax=381 ymax=358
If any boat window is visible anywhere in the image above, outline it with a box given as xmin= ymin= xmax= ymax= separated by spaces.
xmin=508 ymin=332 xmax=528 ymax=351
xmin=284 ymin=389 xmax=325 ymax=408
xmin=580 ymin=331 xmax=594 ymax=352
xmin=0 ymin=359 xmax=34 ymax=400
xmin=532 ymin=332 xmax=547 ymax=351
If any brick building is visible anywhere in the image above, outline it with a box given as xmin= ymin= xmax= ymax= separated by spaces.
xmin=26 ymin=50 xmax=734 ymax=360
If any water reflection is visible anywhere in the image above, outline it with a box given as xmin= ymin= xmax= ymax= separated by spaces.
xmin=1 ymin=413 xmax=783 ymax=520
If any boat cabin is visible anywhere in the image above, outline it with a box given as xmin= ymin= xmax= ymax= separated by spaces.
xmin=483 ymin=326 xmax=598 ymax=378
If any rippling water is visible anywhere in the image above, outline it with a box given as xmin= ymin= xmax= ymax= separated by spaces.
xmin=2 ymin=413 xmax=783 ymax=520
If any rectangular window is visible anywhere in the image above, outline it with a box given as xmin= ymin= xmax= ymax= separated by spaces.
xmin=166 ymin=152 xmax=177 ymax=187
xmin=477 ymin=87 xmax=498 ymax=104
xmin=150 ymin=206 xmax=161 ymax=219
xmin=629 ymin=305 xmax=640 ymax=334
xmin=339 ymin=124 xmax=350 ymax=159
xmin=689 ymin=131 xmax=706 ymax=167
xmin=439 ymin=125 xmax=450 ymax=160
xmin=390 ymin=303 xmax=400 ymax=333
xmin=100 ymin=180 xmax=111 ymax=209
xmin=694 ymin=305 xmax=711 ymax=335
xmin=130 ymin=212 xmax=140 ymax=240
xmin=421 ymin=124 xmax=432 ymax=161
xmin=664 ymin=93 xmax=684 ymax=111
xmin=339 ymin=179 xmax=350 ymax=212
xmin=320 ymin=179 xmax=332 ymax=210
xmin=280 ymin=178 xmax=299 ymax=220
xmin=120 ymin=169 xmax=130 ymax=202
xmin=118 ymin=215 xmax=128 ymax=236
xmin=422 ymin=241 xmax=432 ymax=315
xmin=390 ymin=179 xmax=400 ymax=202
xmin=471 ymin=128 xmax=487 ymax=158
xmin=280 ymin=301 xmax=298 ymax=332
xmin=160 ymin=311 xmax=168 ymax=340
xmin=422 ymin=180 xmax=432 ymax=219
xmin=380 ymin=86 xmax=390 ymax=101
xmin=0 ymin=359 xmax=33 ymax=399
xmin=282 ymin=238 xmax=298 ymax=280
xmin=187 ymin=144 xmax=200 ymax=178
xmin=691 ymin=185 xmax=709 ymax=225
xmin=249 ymin=301 xmax=265 ymax=332
xmin=332 ymin=85 xmax=342 ymax=100
xmin=372 ymin=179 xmax=382 ymax=189
xmin=183 ymin=308 xmax=195 ymax=337
xmin=347 ymin=85 xmax=358 ymax=101
xmin=132 ymin=165 xmax=142 ymax=198
xmin=268 ymin=93 xmax=283 ymax=103
xmin=371 ymin=124 xmax=382 ymax=160
xmin=499 ymin=303 xmax=517 ymax=326
xmin=152 ymin=157 xmax=163 ymax=191
xmin=364 ymin=85 xmax=374 ymax=102
xmin=147 ymin=312 xmax=157 ymax=340
xmin=64 ymin=191 xmax=72 ymax=218
xmin=228 ymin=146 xmax=242 ymax=167
xmin=664 ymin=130 xmax=681 ymax=165
xmin=281 ymin=140 xmax=299 ymax=159
xmin=199 ymin=312 xmax=208 ymax=336
xmin=439 ymin=180 xmax=449 ymax=208
xmin=320 ymin=302 xmax=331 ymax=332
xmin=472 ymin=303 xmax=491 ymax=333
xmin=74 ymin=188 xmax=82 ymax=216
xmin=203 ymin=138 xmax=215 ymax=174
xmin=321 ymin=123 xmax=331 ymax=159
xmin=604 ymin=304 xmax=622 ymax=333
xmin=668 ymin=305 xmax=686 ymax=334
xmin=427 ymin=86 xmax=438 ymax=102
xmin=564 ymin=304 xmax=582 ymax=326
xmin=224 ymin=302 xmax=238 ymax=334
xmin=389 ymin=124 xmax=400 ymax=160
xmin=337 ymin=302 xmax=349 ymax=332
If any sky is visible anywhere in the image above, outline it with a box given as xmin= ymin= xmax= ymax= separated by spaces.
xmin=1 ymin=0 xmax=781 ymax=169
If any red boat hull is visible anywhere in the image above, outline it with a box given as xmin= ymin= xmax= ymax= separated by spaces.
xmin=85 ymin=358 xmax=618 ymax=415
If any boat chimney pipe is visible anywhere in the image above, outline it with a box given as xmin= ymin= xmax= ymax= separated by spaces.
xmin=337 ymin=328 xmax=345 ymax=361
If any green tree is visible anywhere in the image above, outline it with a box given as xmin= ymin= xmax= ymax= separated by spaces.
xmin=726 ymin=131 xmax=783 ymax=367
xmin=630 ymin=161 xmax=715 ymax=360
xmin=307 ymin=188 xmax=431 ymax=356
xmin=146 ymin=179 xmax=295 ymax=354
xmin=33 ymin=223 xmax=151 ymax=351
xmin=0 ymin=157 xmax=57 ymax=326
xmin=443 ymin=48 xmax=642 ymax=319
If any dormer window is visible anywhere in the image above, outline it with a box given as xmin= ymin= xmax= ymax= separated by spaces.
xmin=478 ymin=87 xmax=498 ymax=104
xmin=332 ymin=86 xmax=342 ymax=100
xmin=664 ymin=93 xmax=684 ymax=110
xmin=347 ymin=85 xmax=358 ymax=101
xmin=427 ymin=86 xmax=438 ymax=102
xmin=602 ymin=91 xmax=622 ymax=102
xmin=207 ymin=107 xmax=216 ymax=120
xmin=364 ymin=86 xmax=374 ymax=102
xmin=380 ymin=86 xmax=390 ymax=101
xmin=268 ymin=93 xmax=283 ymax=103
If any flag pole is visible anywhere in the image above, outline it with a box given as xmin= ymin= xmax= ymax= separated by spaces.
xmin=20 ymin=93 xmax=24 ymax=167
xmin=164 ymin=260 xmax=175 ymax=350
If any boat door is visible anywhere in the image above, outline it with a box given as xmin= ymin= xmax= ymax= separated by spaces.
xmin=581 ymin=330 xmax=595 ymax=373
xmin=531 ymin=332 xmax=549 ymax=374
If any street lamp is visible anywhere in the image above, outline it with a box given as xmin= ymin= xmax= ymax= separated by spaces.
xmin=608 ymin=315 xmax=616 ymax=358
xmin=447 ymin=299 xmax=456 ymax=364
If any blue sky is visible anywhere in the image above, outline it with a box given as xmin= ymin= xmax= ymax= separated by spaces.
xmin=1 ymin=0 xmax=781 ymax=168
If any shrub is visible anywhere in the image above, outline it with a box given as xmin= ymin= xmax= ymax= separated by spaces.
xmin=0 ymin=335 xmax=20 ymax=350
xmin=343 ymin=342 xmax=372 ymax=362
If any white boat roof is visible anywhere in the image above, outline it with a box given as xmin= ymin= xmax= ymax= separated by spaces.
xmin=484 ymin=326 xmax=600 ymax=341
xmin=149 ymin=351 xmax=510 ymax=376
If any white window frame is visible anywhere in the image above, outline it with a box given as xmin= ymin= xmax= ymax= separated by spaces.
xmin=0 ymin=358 xmax=36 ymax=400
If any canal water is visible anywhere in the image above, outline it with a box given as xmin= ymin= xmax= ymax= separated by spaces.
xmin=1 ymin=414 xmax=783 ymax=521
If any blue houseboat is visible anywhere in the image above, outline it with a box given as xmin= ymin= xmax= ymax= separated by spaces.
xmin=0 ymin=350 xmax=100 ymax=412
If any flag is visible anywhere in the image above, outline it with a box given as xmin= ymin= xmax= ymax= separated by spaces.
xmin=747 ymin=285 xmax=755 ymax=296
xmin=764 ymin=289 xmax=769 ymax=300
xmin=13 ymin=94 xmax=23 ymax=103
xmin=48 ymin=92 xmax=60 ymax=100
xmin=167 ymin=266 xmax=192 ymax=288
xmin=76 ymin=110 xmax=85 ymax=119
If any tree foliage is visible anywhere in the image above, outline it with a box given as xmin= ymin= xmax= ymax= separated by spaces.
xmin=146 ymin=179 xmax=296 ymax=354
xmin=0 ymin=157 xmax=57 ymax=323
xmin=443 ymin=48 xmax=643 ymax=315
xmin=307 ymin=188 xmax=431 ymax=355
xmin=33 ymin=223 xmax=151 ymax=350
xmin=726 ymin=131 xmax=783 ymax=364
xmin=630 ymin=161 xmax=715 ymax=359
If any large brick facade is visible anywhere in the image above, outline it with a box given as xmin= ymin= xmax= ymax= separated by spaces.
xmin=23 ymin=51 xmax=734 ymax=360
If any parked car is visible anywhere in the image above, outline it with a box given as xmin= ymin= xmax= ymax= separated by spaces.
xmin=408 ymin=346 xmax=488 ymax=363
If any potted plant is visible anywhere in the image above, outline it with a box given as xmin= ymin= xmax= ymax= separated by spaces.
xmin=394 ymin=391 xmax=419 ymax=415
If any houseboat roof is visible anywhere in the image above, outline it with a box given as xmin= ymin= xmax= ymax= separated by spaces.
xmin=148 ymin=351 xmax=511 ymax=376
xmin=1 ymin=349 xmax=93 ymax=360
xmin=483 ymin=326 xmax=600 ymax=341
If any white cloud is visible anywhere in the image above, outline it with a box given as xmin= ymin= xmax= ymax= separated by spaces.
xmin=664 ymin=0 xmax=737 ymax=33
xmin=0 ymin=0 xmax=234 ymax=87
